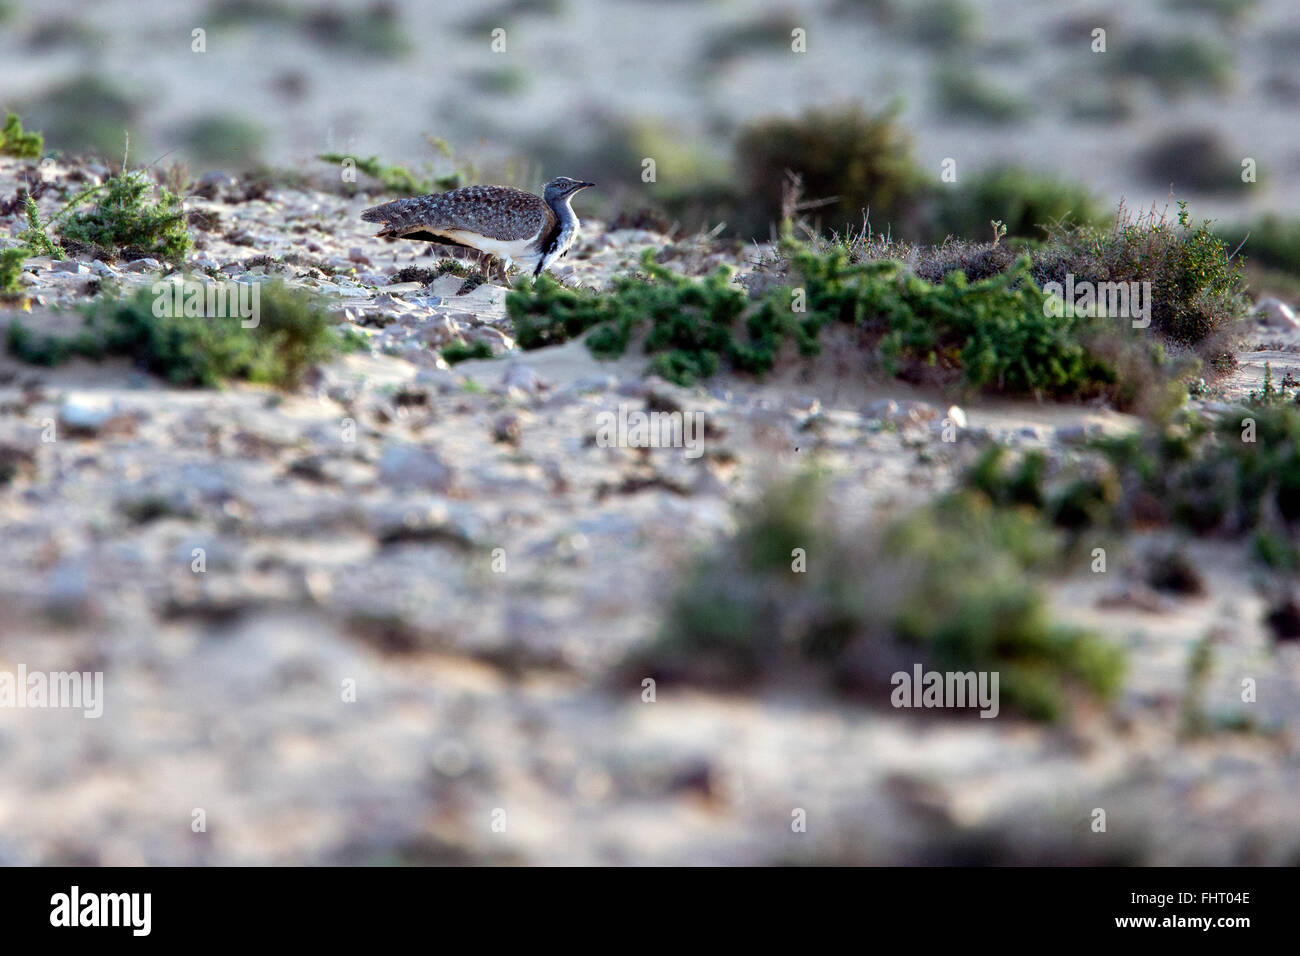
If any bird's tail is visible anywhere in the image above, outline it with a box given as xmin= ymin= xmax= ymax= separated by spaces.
xmin=360 ymin=198 xmax=419 ymax=236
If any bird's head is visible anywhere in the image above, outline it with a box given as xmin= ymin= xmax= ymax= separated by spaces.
xmin=543 ymin=176 xmax=596 ymax=202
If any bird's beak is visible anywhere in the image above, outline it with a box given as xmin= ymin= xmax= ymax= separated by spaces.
xmin=579 ymin=181 xmax=596 ymax=189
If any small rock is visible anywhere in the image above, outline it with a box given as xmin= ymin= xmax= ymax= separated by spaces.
xmin=348 ymin=247 xmax=372 ymax=266
xmin=53 ymin=259 xmax=87 ymax=274
xmin=501 ymin=362 xmax=545 ymax=396
xmin=945 ymin=405 xmax=967 ymax=429
xmin=58 ymin=394 xmax=116 ymax=436
xmin=194 ymin=170 xmax=237 ymax=199
xmin=378 ymin=442 xmax=454 ymax=492
xmin=90 ymin=259 xmax=116 ymax=276
xmin=1252 ymin=297 xmax=1299 ymax=329
xmin=898 ymin=401 xmax=940 ymax=423
xmin=493 ymin=413 xmax=522 ymax=445
xmin=1056 ymin=423 xmax=1100 ymax=444
xmin=866 ymin=398 xmax=899 ymax=420
xmin=124 ymin=258 xmax=162 ymax=273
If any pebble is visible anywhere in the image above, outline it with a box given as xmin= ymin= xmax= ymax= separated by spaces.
xmin=53 ymin=259 xmax=87 ymax=274
xmin=58 ymin=394 xmax=117 ymax=436
xmin=124 ymin=258 xmax=162 ymax=273
xmin=866 ymin=398 xmax=899 ymax=419
xmin=1252 ymin=297 xmax=1299 ymax=329
xmin=501 ymin=362 xmax=545 ymax=395
xmin=378 ymin=441 xmax=454 ymax=492
xmin=1055 ymin=423 xmax=1100 ymax=444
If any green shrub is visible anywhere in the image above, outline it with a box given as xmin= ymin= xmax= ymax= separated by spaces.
xmin=509 ymin=246 xmax=1171 ymax=404
xmin=1115 ymin=36 xmax=1234 ymax=95
xmin=646 ymin=473 xmax=1124 ymax=721
xmin=1029 ymin=202 xmax=1245 ymax=367
xmin=6 ymin=280 xmax=360 ymax=387
xmin=964 ymin=404 xmax=1300 ymax=551
xmin=26 ymin=74 xmax=140 ymax=157
xmin=735 ymin=106 xmax=926 ymax=236
xmin=0 ymin=111 xmax=43 ymax=158
xmin=934 ymin=166 xmax=1103 ymax=241
xmin=182 ymin=114 xmax=266 ymax=165
xmin=0 ymin=247 xmax=25 ymax=294
xmin=1167 ymin=0 xmax=1259 ymax=23
xmin=1216 ymin=216 xmax=1300 ymax=274
xmin=60 ymin=170 xmax=192 ymax=262
xmin=933 ymin=65 xmax=1030 ymax=124
xmin=701 ymin=12 xmax=800 ymax=64
xmin=783 ymin=247 xmax=1129 ymax=399
xmin=210 ymin=0 xmax=411 ymax=56
xmin=1140 ymin=130 xmax=1250 ymax=195
xmin=511 ymin=256 xmax=750 ymax=384
xmin=440 ymin=341 xmax=493 ymax=364
xmin=318 ymin=152 xmax=460 ymax=196
xmin=19 ymin=196 xmax=62 ymax=259
xmin=904 ymin=0 xmax=977 ymax=48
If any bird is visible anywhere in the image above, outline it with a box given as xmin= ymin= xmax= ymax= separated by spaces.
xmin=361 ymin=176 xmax=595 ymax=285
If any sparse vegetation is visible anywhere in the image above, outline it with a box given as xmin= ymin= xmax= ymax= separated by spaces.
xmin=440 ymin=341 xmax=493 ymax=364
xmin=0 ymin=246 xmax=25 ymax=294
xmin=643 ymin=472 xmax=1124 ymax=721
xmin=59 ymin=170 xmax=192 ymax=262
xmin=700 ymin=12 xmax=801 ymax=65
xmin=904 ymin=0 xmax=977 ymax=48
xmin=26 ymin=73 xmax=141 ymax=157
xmin=6 ymin=280 xmax=360 ymax=387
xmin=934 ymin=166 xmax=1103 ymax=242
xmin=181 ymin=114 xmax=266 ymax=165
xmin=1141 ymin=130 xmax=1250 ymax=195
xmin=933 ymin=65 xmax=1031 ymax=124
xmin=318 ymin=152 xmax=462 ymax=197
xmin=1217 ymin=216 xmax=1300 ymax=275
xmin=1027 ymin=202 xmax=1245 ymax=365
xmin=510 ymin=240 xmax=1195 ymax=406
xmin=209 ymin=0 xmax=410 ymax=57
xmin=0 ymin=111 xmax=43 ymax=158
xmin=1115 ymin=36 xmax=1234 ymax=95
xmin=965 ymin=403 xmax=1300 ymax=555
xmin=736 ymin=106 xmax=925 ymax=237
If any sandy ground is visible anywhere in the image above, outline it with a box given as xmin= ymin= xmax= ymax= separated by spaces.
xmin=1 ymin=155 xmax=1300 ymax=864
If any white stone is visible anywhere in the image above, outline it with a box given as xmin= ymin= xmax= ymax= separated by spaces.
xmin=1253 ymin=297 xmax=1299 ymax=329
xmin=58 ymin=394 xmax=116 ymax=435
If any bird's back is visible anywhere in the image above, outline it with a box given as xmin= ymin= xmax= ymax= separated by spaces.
xmin=362 ymin=185 xmax=550 ymax=241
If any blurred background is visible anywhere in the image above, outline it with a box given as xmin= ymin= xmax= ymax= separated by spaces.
xmin=1 ymin=0 xmax=1297 ymax=241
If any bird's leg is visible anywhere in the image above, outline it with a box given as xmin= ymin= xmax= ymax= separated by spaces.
xmin=479 ymin=253 xmax=493 ymax=281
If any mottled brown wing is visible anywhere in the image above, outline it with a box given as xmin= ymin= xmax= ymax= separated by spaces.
xmin=361 ymin=185 xmax=550 ymax=241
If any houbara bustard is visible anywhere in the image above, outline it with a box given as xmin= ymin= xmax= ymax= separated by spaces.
xmin=361 ymin=176 xmax=595 ymax=284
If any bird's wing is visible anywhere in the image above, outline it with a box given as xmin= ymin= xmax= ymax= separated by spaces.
xmin=362 ymin=186 xmax=549 ymax=241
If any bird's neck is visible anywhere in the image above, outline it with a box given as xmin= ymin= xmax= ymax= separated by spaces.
xmin=547 ymin=194 xmax=580 ymax=232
